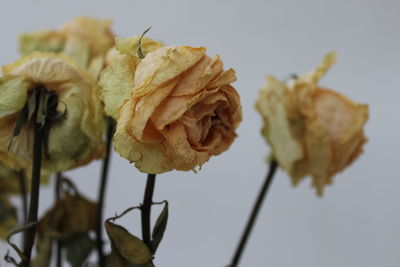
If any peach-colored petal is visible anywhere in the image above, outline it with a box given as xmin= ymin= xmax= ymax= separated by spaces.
xmin=208 ymin=68 xmax=237 ymax=88
xmin=171 ymin=55 xmax=224 ymax=96
xmin=133 ymin=77 xmax=180 ymax=140
xmin=134 ymin=46 xmax=206 ymax=97
xmin=152 ymin=88 xmax=219 ymax=130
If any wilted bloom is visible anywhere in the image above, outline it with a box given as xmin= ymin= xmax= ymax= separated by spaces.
xmin=255 ymin=52 xmax=368 ymax=196
xmin=19 ymin=16 xmax=115 ymax=79
xmin=99 ymin=35 xmax=163 ymax=118
xmin=0 ymin=52 xmax=105 ymax=174
xmin=100 ymin=40 xmax=242 ymax=173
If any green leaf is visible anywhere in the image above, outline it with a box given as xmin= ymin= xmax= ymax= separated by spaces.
xmin=151 ymin=201 xmax=168 ymax=254
xmin=8 ymin=103 xmax=28 ymax=149
xmin=27 ymin=89 xmax=38 ymax=123
xmin=64 ymin=233 xmax=95 ymax=267
xmin=105 ymin=221 xmax=152 ymax=265
xmin=36 ymin=88 xmax=47 ymax=127
xmin=106 ymin=248 xmax=127 ymax=267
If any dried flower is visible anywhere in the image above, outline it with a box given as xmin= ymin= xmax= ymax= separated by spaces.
xmin=0 ymin=52 xmax=105 ymax=174
xmin=99 ymin=35 xmax=163 ymax=119
xmin=19 ymin=16 xmax=115 ymax=79
xmin=100 ymin=43 xmax=242 ymax=173
xmin=255 ymin=52 xmax=369 ymax=196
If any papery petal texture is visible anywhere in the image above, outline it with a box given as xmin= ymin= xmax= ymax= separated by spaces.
xmin=0 ymin=52 xmax=105 ymax=174
xmin=256 ymin=52 xmax=368 ymax=196
xmin=102 ymin=44 xmax=242 ymax=173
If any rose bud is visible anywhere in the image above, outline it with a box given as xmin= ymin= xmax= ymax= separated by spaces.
xmin=100 ymin=43 xmax=242 ymax=173
xmin=19 ymin=16 xmax=115 ymax=79
xmin=0 ymin=52 xmax=105 ymax=174
xmin=255 ymin=52 xmax=369 ymax=196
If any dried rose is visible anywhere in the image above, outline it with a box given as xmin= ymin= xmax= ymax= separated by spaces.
xmin=255 ymin=52 xmax=369 ymax=196
xmin=99 ymin=35 xmax=163 ymax=119
xmin=100 ymin=45 xmax=242 ymax=173
xmin=0 ymin=52 xmax=105 ymax=174
xmin=19 ymin=16 xmax=115 ymax=79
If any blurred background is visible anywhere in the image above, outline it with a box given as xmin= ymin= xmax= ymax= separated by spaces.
xmin=1 ymin=0 xmax=399 ymax=266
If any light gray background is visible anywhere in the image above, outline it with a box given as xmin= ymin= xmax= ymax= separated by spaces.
xmin=1 ymin=0 xmax=399 ymax=266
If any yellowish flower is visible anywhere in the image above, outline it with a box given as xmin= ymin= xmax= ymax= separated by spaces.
xmin=99 ymin=36 xmax=163 ymax=119
xmin=0 ymin=52 xmax=105 ymax=174
xmin=255 ymin=52 xmax=369 ymax=196
xmin=100 ymin=43 xmax=242 ymax=173
xmin=19 ymin=16 xmax=115 ymax=79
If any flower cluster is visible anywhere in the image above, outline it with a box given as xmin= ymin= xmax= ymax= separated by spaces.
xmin=0 ymin=15 xmax=370 ymax=267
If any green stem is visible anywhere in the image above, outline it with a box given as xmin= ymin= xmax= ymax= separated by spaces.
xmin=96 ymin=120 xmax=114 ymax=267
xmin=141 ymin=174 xmax=156 ymax=251
xmin=55 ymin=173 xmax=62 ymax=267
xmin=229 ymin=160 xmax=278 ymax=267
xmin=18 ymin=171 xmax=27 ymax=224
xmin=21 ymin=120 xmax=43 ymax=267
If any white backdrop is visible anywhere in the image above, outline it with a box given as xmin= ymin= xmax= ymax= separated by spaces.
xmin=1 ymin=0 xmax=399 ymax=266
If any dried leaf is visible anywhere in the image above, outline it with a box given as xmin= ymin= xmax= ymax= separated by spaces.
xmin=105 ymin=221 xmax=152 ymax=265
xmin=64 ymin=233 xmax=95 ymax=267
xmin=151 ymin=201 xmax=168 ymax=254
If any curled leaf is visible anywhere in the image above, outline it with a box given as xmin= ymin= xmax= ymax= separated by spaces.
xmin=105 ymin=221 xmax=152 ymax=265
xmin=151 ymin=201 xmax=168 ymax=254
xmin=64 ymin=233 xmax=95 ymax=267
xmin=6 ymin=221 xmax=37 ymax=262
xmin=137 ymin=27 xmax=152 ymax=59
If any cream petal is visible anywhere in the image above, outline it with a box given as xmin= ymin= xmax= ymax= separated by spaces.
xmin=0 ymin=76 xmax=34 ymax=118
xmin=19 ymin=30 xmax=65 ymax=56
xmin=99 ymin=54 xmax=140 ymax=119
xmin=255 ymin=76 xmax=304 ymax=172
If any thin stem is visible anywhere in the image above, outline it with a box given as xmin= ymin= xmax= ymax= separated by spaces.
xmin=229 ymin=159 xmax=278 ymax=267
xmin=95 ymin=119 xmax=114 ymax=267
xmin=55 ymin=173 xmax=62 ymax=267
xmin=21 ymin=121 xmax=43 ymax=267
xmin=18 ymin=171 xmax=28 ymax=224
xmin=141 ymin=174 xmax=156 ymax=251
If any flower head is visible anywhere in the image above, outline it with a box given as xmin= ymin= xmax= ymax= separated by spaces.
xmin=100 ymin=41 xmax=242 ymax=173
xmin=255 ymin=52 xmax=369 ymax=196
xmin=0 ymin=52 xmax=105 ymax=174
xmin=19 ymin=16 xmax=115 ymax=79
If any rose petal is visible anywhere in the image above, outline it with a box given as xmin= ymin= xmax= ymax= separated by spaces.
xmin=171 ymin=55 xmax=224 ymax=96
xmin=99 ymin=55 xmax=140 ymax=119
xmin=0 ymin=76 xmax=34 ymax=118
xmin=255 ymin=76 xmax=304 ymax=171
xmin=19 ymin=30 xmax=65 ymax=56
xmin=134 ymin=46 xmax=206 ymax=97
